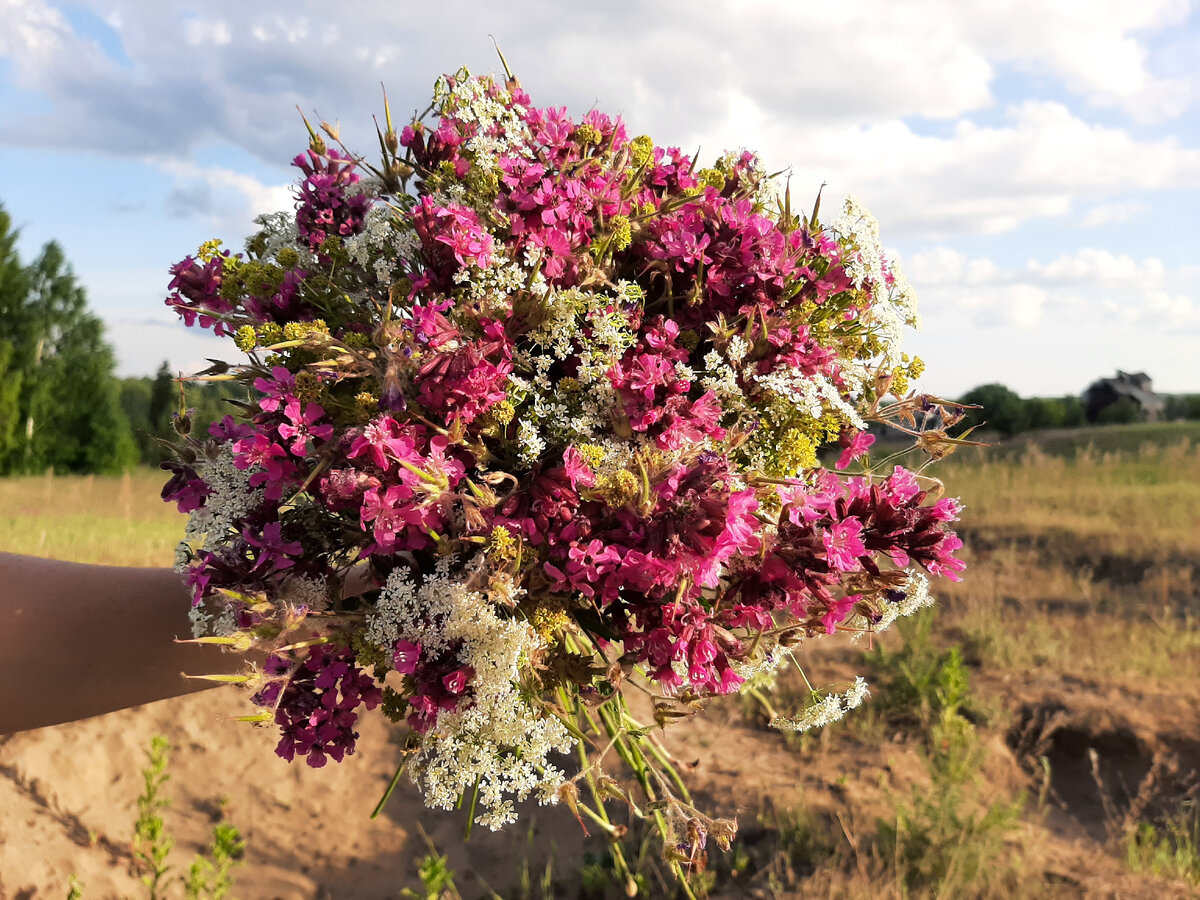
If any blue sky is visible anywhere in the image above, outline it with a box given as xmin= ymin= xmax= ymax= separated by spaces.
xmin=1 ymin=0 xmax=1197 ymax=398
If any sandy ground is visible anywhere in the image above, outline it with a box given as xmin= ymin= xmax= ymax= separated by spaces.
xmin=3 ymin=665 xmax=1198 ymax=899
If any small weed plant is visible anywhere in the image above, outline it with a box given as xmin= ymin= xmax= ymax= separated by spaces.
xmin=866 ymin=609 xmax=978 ymax=731
xmin=873 ymin=612 xmax=1025 ymax=898
xmin=126 ymin=735 xmax=245 ymax=900
xmin=1124 ymin=802 xmax=1200 ymax=887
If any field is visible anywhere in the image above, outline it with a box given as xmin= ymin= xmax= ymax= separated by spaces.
xmin=1 ymin=423 xmax=1198 ymax=898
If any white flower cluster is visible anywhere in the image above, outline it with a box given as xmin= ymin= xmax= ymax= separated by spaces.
xmin=247 ymin=211 xmax=310 ymax=266
xmin=278 ymin=575 xmax=331 ymax=614
xmin=832 ymin=195 xmax=887 ymax=293
xmin=343 ymin=204 xmax=419 ymax=286
xmin=516 ymin=418 xmax=547 ymax=465
xmin=831 ymin=195 xmax=920 ymax=366
xmin=176 ymin=446 xmax=264 ymax=638
xmin=730 ymin=634 xmax=786 ymax=686
xmin=177 ymin=445 xmax=261 ymax=562
xmin=753 ymin=368 xmax=867 ymax=432
xmin=452 ymin=251 xmax=545 ymax=317
xmin=505 ymin=281 xmax=639 ymax=451
xmin=700 ymin=349 xmax=745 ymax=410
xmin=770 ymin=676 xmax=871 ymax=734
xmin=875 ymin=570 xmax=935 ymax=634
xmin=370 ymin=561 xmax=572 ymax=829
xmin=433 ymin=72 xmax=531 ymax=177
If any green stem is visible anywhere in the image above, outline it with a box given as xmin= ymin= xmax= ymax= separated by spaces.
xmin=672 ymin=861 xmax=700 ymax=900
xmin=745 ymin=686 xmax=781 ymax=723
xmin=642 ymin=735 xmax=693 ymax=806
xmin=563 ymin=691 xmax=637 ymax=890
xmin=371 ymin=756 xmax=407 ymax=819
xmin=464 ymin=775 xmax=481 ymax=840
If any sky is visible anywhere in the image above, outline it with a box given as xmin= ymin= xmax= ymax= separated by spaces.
xmin=0 ymin=0 xmax=1197 ymax=399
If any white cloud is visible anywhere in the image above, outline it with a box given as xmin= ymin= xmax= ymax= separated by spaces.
xmin=682 ymin=99 xmax=1200 ymax=238
xmin=1080 ymin=201 xmax=1148 ymax=227
xmin=153 ymin=160 xmax=293 ymax=235
xmin=0 ymin=0 xmax=1194 ymax=243
xmin=905 ymin=246 xmax=1200 ymax=331
xmin=956 ymin=0 xmax=1193 ymax=121
xmin=182 ymin=16 xmax=231 ymax=47
xmin=1 ymin=0 xmax=1193 ymax=155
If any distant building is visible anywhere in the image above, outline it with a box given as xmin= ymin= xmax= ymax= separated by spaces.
xmin=1082 ymin=371 xmax=1165 ymax=422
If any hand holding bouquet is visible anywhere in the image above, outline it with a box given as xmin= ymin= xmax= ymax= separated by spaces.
xmin=163 ymin=63 xmax=968 ymax=880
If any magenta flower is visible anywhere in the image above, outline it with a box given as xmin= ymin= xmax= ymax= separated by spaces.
xmin=255 ymin=645 xmax=381 ymax=768
xmin=562 ymin=446 xmax=596 ymax=489
xmin=277 ymin=400 xmax=334 ymax=455
xmin=253 ymin=367 xmax=297 ymax=414
xmin=165 ymin=255 xmax=235 ymax=335
xmin=348 ymin=415 xmax=420 ymax=471
xmin=392 ymin=640 xmax=421 ymax=675
xmin=293 ymin=148 xmax=369 ymax=252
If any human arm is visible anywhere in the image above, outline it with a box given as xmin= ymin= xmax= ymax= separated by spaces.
xmin=0 ymin=552 xmax=246 ymax=734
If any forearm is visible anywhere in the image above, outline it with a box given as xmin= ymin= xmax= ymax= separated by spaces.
xmin=0 ymin=552 xmax=245 ymax=733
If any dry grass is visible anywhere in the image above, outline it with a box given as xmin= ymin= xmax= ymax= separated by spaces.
xmin=0 ymin=469 xmax=183 ymax=567
xmin=934 ymin=433 xmax=1200 ymax=691
xmin=939 ymin=437 xmax=1200 ymax=557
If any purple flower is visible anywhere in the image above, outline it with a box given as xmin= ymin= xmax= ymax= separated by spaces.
xmin=255 ymin=644 xmax=382 ymax=768
xmin=244 ymin=521 xmax=303 ymax=571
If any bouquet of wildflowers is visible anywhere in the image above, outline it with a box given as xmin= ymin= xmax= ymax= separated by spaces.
xmin=163 ymin=62 xmax=968 ymax=882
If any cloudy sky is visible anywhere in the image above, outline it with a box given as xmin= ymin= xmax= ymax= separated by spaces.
xmin=1 ymin=0 xmax=1197 ymax=398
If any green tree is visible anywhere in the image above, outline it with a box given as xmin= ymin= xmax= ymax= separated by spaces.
xmin=0 ymin=208 xmax=29 ymax=467
xmin=1096 ymin=396 xmax=1140 ymax=425
xmin=0 ymin=208 xmax=136 ymax=474
xmin=120 ymin=375 xmax=155 ymax=460
xmin=1164 ymin=394 xmax=1200 ymax=421
xmin=1060 ymin=395 xmax=1087 ymax=427
xmin=1023 ymin=396 xmax=1066 ymax=430
xmin=149 ymin=361 xmax=176 ymax=436
xmin=958 ymin=383 xmax=1030 ymax=436
xmin=0 ymin=340 xmax=24 ymax=463
xmin=0 ymin=211 xmax=27 ymax=465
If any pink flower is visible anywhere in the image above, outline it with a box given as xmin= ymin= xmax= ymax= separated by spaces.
xmin=927 ymin=533 xmax=967 ymax=582
xmin=836 ymin=430 xmax=876 ymax=469
xmin=714 ymin=488 xmax=761 ymax=559
xmin=562 ymin=446 xmax=596 ymax=489
xmin=244 ymin=521 xmax=304 ymax=571
xmin=253 ymin=366 xmax=296 ymax=414
xmin=823 ymin=517 xmax=866 ymax=572
xmin=884 ymin=466 xmax=921 ymax=506
xmin=821 ymin=594 xmax=860 ymax=634
xmin=233 ymin=433 xmax=290 ymax=481
xmin=348 ymin=415 xmax=418 ymax=471
xmin=277 ymin=400 xmax=333 ymax=455
xmin=930 ymin=497 xmax=963 ymax=523
xmin=392 ymin=640 xmax=421 ymax=675
xmin=442 ymin=668 xmax=470 ymax=695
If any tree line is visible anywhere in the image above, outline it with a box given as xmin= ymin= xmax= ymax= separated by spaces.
xmin=0 ymin=205 xmax=235 ymax=476
xmin=956 ymin=383 xmax=1200 ymax=437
